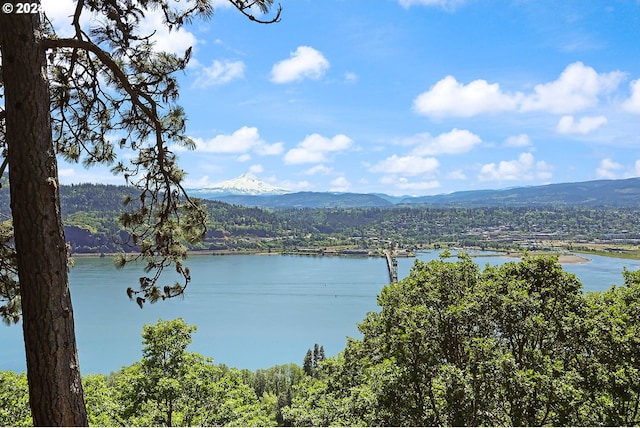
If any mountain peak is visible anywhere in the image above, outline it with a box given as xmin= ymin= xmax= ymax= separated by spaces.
xmin=191 ymin=174 xmax=291 ymax=196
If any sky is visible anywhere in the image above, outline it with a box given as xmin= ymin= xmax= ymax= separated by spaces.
xmin=43 ymin=0 xmax=640 ymax=196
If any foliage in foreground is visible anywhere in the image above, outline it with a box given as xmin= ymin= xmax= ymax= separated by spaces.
xmin=283 ymin=255 xmax=640 ymax=426
xmin=4 ymin=256 xmax=640 ymax=426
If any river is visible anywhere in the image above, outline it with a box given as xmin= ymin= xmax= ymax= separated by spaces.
xmin=2 ymin=251 xmax=639 ymax=374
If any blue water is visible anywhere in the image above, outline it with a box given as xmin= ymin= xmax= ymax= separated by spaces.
xmin=1 ymin=251 xmax=638 ymax=374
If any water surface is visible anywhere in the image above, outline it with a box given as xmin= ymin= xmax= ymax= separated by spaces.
xmin=1 ymin=251 xmax=638 ymax=374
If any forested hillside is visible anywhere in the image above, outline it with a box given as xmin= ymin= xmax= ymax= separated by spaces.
xmin=1 ymin=183 xmax=639 ymax=254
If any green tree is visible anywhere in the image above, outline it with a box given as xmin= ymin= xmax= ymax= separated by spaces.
xmin=286 ymin=254 xmax=599 ymax=426
xmin=0 ymin=0 xmax=279 ymax=424
xmin=0 ymin=371 xmax=32 ymax=426
xmin=478 ymin=256 xmax=587 ymax=425
xmin=107 ymin=318 xmax=277 ymax=426
xmin=138 ymin=318 xmax=197 ymax=426
xmin=82 ymin=374 xmax=118 ymax=426
xmin=578 ymin=268 xmax=640 ymax=425
xmin=303 ymin=349 xmax=313 ymax=377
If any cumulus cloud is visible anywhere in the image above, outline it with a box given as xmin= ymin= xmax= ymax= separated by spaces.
xmin=370 ymin=155 xmax=439 ymax=176
xmin=42 ymin=0 xmax=82 ymax=36
xmin=330 ymin=177 xmax=351 ymax=192
xmin=478 ymin=152 xmax=553 ymax=182
xmin=520 ymin=62 xmax=624 ymax=114
xmin=185 ymin=126 xmax=282 ymax=155
xmin=596 ymin=158 xmax=623 ymax=179
xmin=271 ymin=46 xmax=330 ymax=84
xmin=404 ymin=129 xmax=482 ymax=156
xmin=622 ymin=79 xmax=640 ymax=113
xmin=139 ymin=11 xmax=197 ymax=55
xmin=255 ymin=141 xmax=284 ymax=156
xmin=414 ymin=62 xmax=624 ymax=118
xmin=192 ymin=60 xmax=245 ymax=88
xmin=413 ymin=76 xmax=521 ymax=118
xmin=283 ymin=133 xmax=353 ymax=165
xmin=557 ymin=115 xmax=608 ymax=134
xmin=504 ymin=134 xmax=532 ymax=147
xmin=249 ymin=164 xmax=264 ymax=174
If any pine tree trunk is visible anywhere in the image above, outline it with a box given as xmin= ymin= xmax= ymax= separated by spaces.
xmin=0 ymin=6 xmax=88 ymax=426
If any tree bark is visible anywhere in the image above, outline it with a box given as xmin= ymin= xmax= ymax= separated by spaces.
xmin=0 ymin=5 xmax=88 ymax=426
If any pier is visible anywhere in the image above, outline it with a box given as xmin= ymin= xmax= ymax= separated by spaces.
xmin=384 ymin=250 xmax=398 ymax=283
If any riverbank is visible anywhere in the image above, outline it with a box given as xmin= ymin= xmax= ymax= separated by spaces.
xmin=500 ymin=252 xmax=591 ymax=264
xmin=70 ymin=239 xmax=640 ymax=263
xmin=71 ymin=247 xmax=416 ymax=259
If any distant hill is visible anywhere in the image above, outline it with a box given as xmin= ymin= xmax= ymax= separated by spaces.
xmin=401 ymin=177 xmax=640 ymax=207
xmin=0 ymin=179 xmax=639 ymax=254
xmin=213 ymin=192 xmax=394 ymax=209
xmin=1 ymin=177 xmax=639 ymax=216
xmin=196 ymin=178 xmax=640 ymax=208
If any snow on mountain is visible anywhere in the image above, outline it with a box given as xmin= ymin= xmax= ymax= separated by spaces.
xmin=190 ymin=173 xmax=291 ymax=196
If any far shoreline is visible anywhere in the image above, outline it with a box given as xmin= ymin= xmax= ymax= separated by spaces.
xmin=500 ymin=252 xmax=591 ymax=265
xmin=71 ymin=248 xmax=594 ymax=264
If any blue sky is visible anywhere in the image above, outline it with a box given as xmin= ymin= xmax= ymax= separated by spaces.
xmin=45 ymin=0 xmax=640 ymax=196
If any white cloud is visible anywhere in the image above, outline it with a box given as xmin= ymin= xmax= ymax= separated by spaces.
xmin=405 ymin=129 xmax=482 ymax=156
xmin=330 ymin=177 xmax=351 ymax=192
xmin=137 ymin=8 xmax=198 ymax=55
xmin=557 ymin=115 xmax=608 ymax=134
xmin=43 ymin=0 xmax=92 ymax=37
xmin=43 ymin=1 xmax=198 ymax=54
xmin=255 ymin=142 xmax=284 ymax=156
xmin=414 ymin=62 xmax=624 ymax=118
xmin=520 ymin=62 xmax=624 ymax=114
xmin=596 ymin=158 xmax=623 ymax=179
xmin=186 ymin=126 xmax=280 ymax=155
xmin=271 ymin=46 xmax=330 ymax=84
xmin=249 ymin=164 xmax=264 ymax=174
xmin=283 ymin=134 xmax=353 ymax=165
xmin=379 ymin=176 xmax=441 ymax=191
xmin=413 ymin=76 xmax=521 ymax=118
xmin=629 ymin=160 xmax=640 ymax=177
xmin=192 ymin=60 xmax=245 ymax=88
xmin=370 ymin=155 xmax=439 ymax=176
xmin=622 ymin=79 xmax=640 ymax=113
xmin=504 ymin=134 xmax=532 ymax=147
xmin=478 ymin=152 xmax=553 ymax=182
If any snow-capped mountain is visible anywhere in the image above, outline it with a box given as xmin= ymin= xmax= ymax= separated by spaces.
xmin=190 ymin=173 xmax=291 ymax=197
